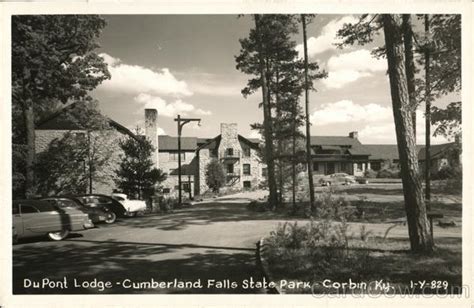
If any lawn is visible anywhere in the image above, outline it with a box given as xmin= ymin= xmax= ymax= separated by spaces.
xmin=259 ymin=180 xmax=462 ymax=295
xmin=264 ymin=233 xmax=462 ymax=295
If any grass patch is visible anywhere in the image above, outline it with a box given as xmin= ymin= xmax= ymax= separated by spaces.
xmin=265 ymin=223 xmax=462 ymax=294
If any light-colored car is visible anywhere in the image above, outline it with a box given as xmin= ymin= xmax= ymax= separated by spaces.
xmin=318 ymin=173 xmax=356 ymax=186
xmin=13 ymin=200 xmax=94 ymax=242
xmin=110 ymin=193 xmax=146 ymax=217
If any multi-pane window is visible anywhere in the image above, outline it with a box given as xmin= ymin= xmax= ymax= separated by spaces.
xmin=227 ymin=164 xmax=234 ymax=174
xmin=243 ymin=147 xmax=251 ymax=157
xmin=169 ymin=152 xmax=186 ymax=161
xmin=243 ymin=164 xmax=251 ymax=175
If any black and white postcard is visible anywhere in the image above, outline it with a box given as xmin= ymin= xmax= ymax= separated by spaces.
xmin=0 ymin=1 xmax=472 ymax=307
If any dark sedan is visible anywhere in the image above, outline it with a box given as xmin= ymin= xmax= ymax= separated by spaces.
xmin=73 ymin=194 xmax=128 ymax=218
xmin=41 ymin=197 xmax=116 ymax=224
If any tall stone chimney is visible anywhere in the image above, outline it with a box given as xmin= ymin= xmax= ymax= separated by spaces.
xmin=220 ymin=123 xmax=239 ymax=155
xmin=349 ymin=131 xmax=358 ymax=139
xmin=145 ymin=108 xmax=159 ymax=169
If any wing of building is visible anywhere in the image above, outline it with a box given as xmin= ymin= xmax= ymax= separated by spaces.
xmin=35 ymin=105 xmax=460 ymax=198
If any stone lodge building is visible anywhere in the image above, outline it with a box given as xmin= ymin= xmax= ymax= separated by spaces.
xmin=35 ymin=105 xmax=264 ymax=197
xmin=35 ymin=104 xmax=460 ymax=198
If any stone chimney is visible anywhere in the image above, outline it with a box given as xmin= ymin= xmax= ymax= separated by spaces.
xmin=349 ymin=131 xmax=358 ymax=139
xmin=220 ymin=123 xmax=239 ymax=155
xmin=145 ymin=108 xmax=159 ymax=169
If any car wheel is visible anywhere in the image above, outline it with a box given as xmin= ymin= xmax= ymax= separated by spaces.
xmin=105 ymin=212 xmax=117 ymax=224
xmin=48 ymin=229 xmax=70 ymax=241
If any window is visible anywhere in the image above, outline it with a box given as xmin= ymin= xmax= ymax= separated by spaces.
xmin=226 ymin=148 xmax=234 ymax=156
xmin=243 ymin=164 xmax=251 ymax=175
xmin=227 ymin=163 xmax=234 ymax=174
xmin=169 ymin=152 xmax=186 ymax=161
xmin=163 ymin=188 xmax=170 ymax=194
xmin=243 ymin=181 xmax=251 ymax=189
xmin=262 ymin=167 xmax=267 ymax=177
xmin=182 ymin=183 xmax=190 ymax=193
xmin=313 ymin=162 xmax=319 ymax=172
xmin=243 ymin=147 xmax=251 ymax=157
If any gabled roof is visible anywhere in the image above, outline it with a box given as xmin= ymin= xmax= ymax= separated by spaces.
xmin=418 ymin=142 xmax=457 ymax=161
xmin=365 ymin=144 xmax=423 ymax=161
xmin=158 ymin=136 xmax=198 ymax=151
xmin=35 ymin=102 xmax=139 ymax=141
xmin=309 ymin=136 xmax=370 ymax=156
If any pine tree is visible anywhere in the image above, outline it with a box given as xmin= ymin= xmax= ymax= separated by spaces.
xmin=115 ymin=137 xmax=166 ymax=200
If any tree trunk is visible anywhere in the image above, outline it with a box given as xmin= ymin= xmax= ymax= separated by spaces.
xmin=301 ymin=14 xmax=316 ymax=213
xmin=382 ymin=14 xmax=434 ymax=253
xmin=24 ymin=102 xmax=36 ymax=198
xmin=402 ymin=14 xmax=417 ymax=141
xmin=254 ymin=14 xmax=278 ymax=209
xmin=291 ymin=119 xmax=297 ymax=214
xmin=424 ymin=14 xmax=432 ymax=205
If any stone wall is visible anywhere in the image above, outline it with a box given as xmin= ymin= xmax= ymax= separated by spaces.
xmin=35 ymin=129 xmax=126 ymax=196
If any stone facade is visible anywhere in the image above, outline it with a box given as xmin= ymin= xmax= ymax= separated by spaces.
xmin=35 ymin=106 xmax=264 ymax=199
xmin=195 ymin=123 xmax=263 ymax=195
xmin=35 ymin=128 xmax=127 ymax=195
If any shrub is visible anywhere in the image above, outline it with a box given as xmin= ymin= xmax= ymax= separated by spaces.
xmin=364 ymin=169 xmax=378 ymax=178
xmin=205 ymin=160 xmax=226 ymax=192
xmin=433 ymin=165 xmax=462 ymax=180
xmin=315 ymin=191 xmax=354 ymax=220
xmin=377 ymin=168 xmax=400 ymax=178
xmin=159 ymin=197 xmax=178 ymax=213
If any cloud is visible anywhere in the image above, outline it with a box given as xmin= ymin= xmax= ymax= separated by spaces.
xmin=134 ymin=93 xmax=211 ymax=118
xmin=295 ymin=16 xmax=359 ymax=58
xmin=359 ymin=110 xmax=450 ymax=144
xmin=310 ymin=100 xmax=392 ymax=126
xmin=322 ymin=49 xmax=387 ymax=88
xmin=98 ymin=53 xmax=192 ymax=97
xmin=248 ymin=130 xmax=262 ymax=139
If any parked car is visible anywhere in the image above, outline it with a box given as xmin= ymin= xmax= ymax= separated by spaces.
xmin=355 ymin=177 xmax=369 ymax=184
xmin=110 ymin=193 xmax=147 ymax=217
xmin=13 ymin=199 xmax=94 ymax=243
xmin=41 ymin=197 xmax=116 ymax=224
xmin=318 ymin=173 xmax=356 ymax=186
xmin=73 ymin=194 xmax=127 ymax=219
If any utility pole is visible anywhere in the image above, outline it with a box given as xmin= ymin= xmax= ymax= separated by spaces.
xmin=174 ymin=115 xmax=201 ymax=206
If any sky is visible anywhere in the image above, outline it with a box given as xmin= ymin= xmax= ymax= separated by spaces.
xmin=91 ymin=14 xmax=458 ymax=144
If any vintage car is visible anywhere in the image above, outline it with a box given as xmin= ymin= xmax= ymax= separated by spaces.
xmin=318 ymin=173 xmax=357 ymax=186
xmin=13 ymin=199 xmax=94 ymax=242
xmin=41 ymin=197 xmax=116 ymax=224
xmin=110 ymin=193 xmax=147 ymax=217
xmin=73 ymin=194 xmax=127 ymax=219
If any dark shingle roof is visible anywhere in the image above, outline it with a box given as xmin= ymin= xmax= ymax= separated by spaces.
xmin=418 ymin=143 xmax=457 ymax=161
xmin=309 ymin=136 xmax=370 ymax=156
xmin=35 ymin=102 xmax=139 ymax=141
xmin=158 ymin=136 xmax=198 ymax=151
xmin=365 ymin=144 xmax=424 ymax=161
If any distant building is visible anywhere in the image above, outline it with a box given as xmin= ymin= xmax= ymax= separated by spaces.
xmin=418 ymin=142 xmax=461 ymax=174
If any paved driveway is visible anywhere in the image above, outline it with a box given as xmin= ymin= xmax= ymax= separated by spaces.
xmin=12 ymin=192 xmax=461 ymax=294
xmin=13 ymin=196 xmax=278 ymax=294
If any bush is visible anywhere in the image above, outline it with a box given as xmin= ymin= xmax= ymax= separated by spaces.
xmin=159 ymin=197 xmax=179 ymax=213
xmin=364 ymin=169 xmax=378 ymax=178
xmin=315 ymin=191 xmax=354 ymax=220
xmin=377 ymin=168 xmax=400 ymax=178
xmin=433 ymin=165 xmax=462 ymax=180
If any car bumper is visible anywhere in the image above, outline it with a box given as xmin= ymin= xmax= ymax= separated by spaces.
xmin=84 ymin=219 xmax=95 ymax=229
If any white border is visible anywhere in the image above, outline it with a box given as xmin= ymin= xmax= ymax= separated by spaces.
xmin=0 ymin=1 xmax=472 ymax=307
